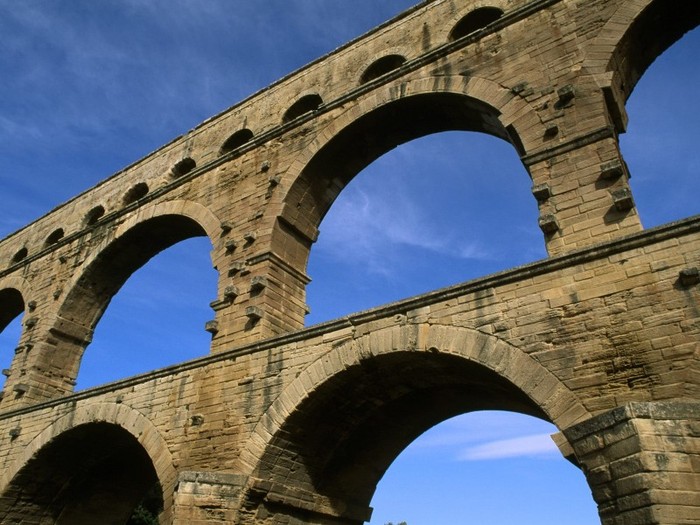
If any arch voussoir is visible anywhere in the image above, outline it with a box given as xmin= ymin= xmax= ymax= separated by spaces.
xmin=242 ymin=322 xmax=590 ymax=483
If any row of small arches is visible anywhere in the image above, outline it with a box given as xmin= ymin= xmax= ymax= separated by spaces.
xmin=5 ymin=7 xmax=504 ymax=267
xmin=7 ymin=167 xmax=194 ymax=267
xmin=215 ymin=6 xmax=504 ymax=156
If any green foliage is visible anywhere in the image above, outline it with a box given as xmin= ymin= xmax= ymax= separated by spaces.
xmin=127 ymin=504 xmax=159 ymax=525
xmin=126 ymin=482 xmax=163 ymax=525
xmin=385 ymin=522 xmax=408 ymax=525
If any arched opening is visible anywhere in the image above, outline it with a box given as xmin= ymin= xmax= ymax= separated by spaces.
xmin=50 ymin=214 xmax=216 ymax=390
xmin=0 ymin=422 xmax=163 ymax=524
xmin=123 ymin=182 xmax=149 ymax=205
xmin=0 ymin=288 xmax=24 ymax=391
xmin=449 ymin=7 xmax=504 ymax=42
xmin=306 ymin=130 xmax=543 ymax=323
xmin=171 ymin=156 xmax=197 ymax=177
xmin=76 ymin=235 xmax=216 ymax=389
xmin=619 ymin=27 xmax=700 ymax=226
xmin=360 ymin=55 xmax=407 ymax=84
xmin=219 ymin=129 xmax=254 ymax=156
xmin=606 ymin=1 xmax=700 ymax=105
xmin=84 ymin=204 xmax=105 ymax=226
xmin=11 ymin=247 xmax=28 ymax=265
xmin=292 ymin=92 xmax=541 ymax=324
xmin=248 ymin=348 xmax=597 ymax=524
xmin=369 ymin=411 xmax=597 ymax=524
xmin=283 ymin=93 xmax=323 ymax=123
xmin=45 ymin=227 xmax=65 ymax=246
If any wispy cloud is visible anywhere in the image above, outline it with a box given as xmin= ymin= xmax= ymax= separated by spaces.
xmin=317 ymin=175 xmax=492 ymax=276
xmin=404 ymin=412 xmax=561 ymax=462
xmin=458 ymin=433 xmax=559 ymax=461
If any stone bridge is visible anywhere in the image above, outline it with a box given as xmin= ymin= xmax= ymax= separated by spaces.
xmin=0 ymin=0 xmax=698 ymax=523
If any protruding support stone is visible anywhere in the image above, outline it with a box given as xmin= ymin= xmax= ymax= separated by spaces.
xmin=678 ymin=267 xmax=699 ymax=287
xmin=538 ymin=214 xmax=559 ymax=235
xmin=245 ymin=306 xmax=263 ymax=321
xmin=611 ymin=187 xmax=634 ymax=212
xmin=600 ymin=160 xmax=624 ymax=180
xmin=532 ymin=183 xmax=552 ymax=202
xmin=250 ymin=276 xmax=268 ymax=292
xmin=556 ymin=84 xmax=575 ymax=105
xmin=204 ymin=320 xmax=219 ymax=335
xmin=228 ymin=262 xmax=246 ymax=276
xmin=12 ymin=383 xmax=29 ymax=395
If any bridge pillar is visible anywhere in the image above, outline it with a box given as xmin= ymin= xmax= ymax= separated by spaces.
xmin=173 ymin=472 xmax=373 ymax=525
xmin=528 ymin=135 xmax=643 ymax=256
xmin=172 ymin=472 xmax=247 ymax=524
xmin=564 ymin=402 xmax=700 ymax=525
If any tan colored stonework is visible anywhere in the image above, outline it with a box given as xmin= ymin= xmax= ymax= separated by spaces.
xmin=0 ymin=0 xmax=698 ymax=523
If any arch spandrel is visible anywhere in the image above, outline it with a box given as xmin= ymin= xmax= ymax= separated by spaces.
xmin=239 ymin=323 xmax=590 ymax=508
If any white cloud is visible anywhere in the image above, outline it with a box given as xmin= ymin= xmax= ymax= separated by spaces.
xmin=317 ymin=176 xmax=491 ymax=276
xmin=458 ymin=433 xmax=559 ymax=461
xmin=402 ymin=412 xmax=561 ymax=463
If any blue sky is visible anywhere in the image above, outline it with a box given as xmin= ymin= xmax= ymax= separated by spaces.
xmin=0 ymin=2 xmax=698 ymax=524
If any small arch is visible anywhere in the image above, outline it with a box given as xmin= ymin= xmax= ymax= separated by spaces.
xmin=219 ymin=129 xmax=254 ymax=156
xmin=170 ymin=156 xmax=197 ymax=177
xmin=123 ymin=182 xmax=149 ymax=205
xmin=360 ymin=54 xmax=407 ymax=84
xmin=84 ymin=205 xmax=105 ymax=226
xmin=449 ymin=7 xmax=504 ymax=41
xmin=10 ymin=247 xmax=27 ymax=265
xmin=282 ymin=93 xmax=323 ymax=123
xmin=44 ymin=228 xmax=64 ymax=246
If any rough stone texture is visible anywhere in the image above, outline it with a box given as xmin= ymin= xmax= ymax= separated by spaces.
xmin=0 ymin=0 xmax=698 ymax=523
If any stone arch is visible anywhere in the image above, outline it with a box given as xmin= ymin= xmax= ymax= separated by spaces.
xmin=282 ymin=93 xmax=324 ymax=123
xmin=0 ymin=282 xmax=28 ymax=393
xmin=0 ymin=402 xmax=177 ymax=523
xmin=448 ymin=5 xmax=504 ymax=41
xmin=219 ymin=128 xmax=254 ymax=156
xmin=272 ymin=74 xmax=539 ymax=275
xmin=0 ymin=277 xmax=33 ymax=388
xmin=41 ymin=199 xmax=220 ymax=392
xmin=240 ymin=323 xmax=590 ymax=522
xmin=583 ymin=0 xmax=700 ymax=103
xmin=359 ymin=54 xmax=407 ymax=84
xmin=435 ymin=0 xmax=509 ymax=45
xmin=0 ymin=276 xmax=32 ymax=333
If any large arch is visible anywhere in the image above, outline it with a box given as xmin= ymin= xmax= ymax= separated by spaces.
xmin=273 ymin=75 xmax=538 ymax=275
xmin=0 ymin=402 xmax=177 ymax=523
xmin=42 ymin=200 xmax=220 ymax=392
xmin=240 ymin=323 xmax=591 ymax=523
xmin=0 ymin=277 xmax=32 ymax=394
xmin=584 ymin=0 xmax=700 ymax=103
